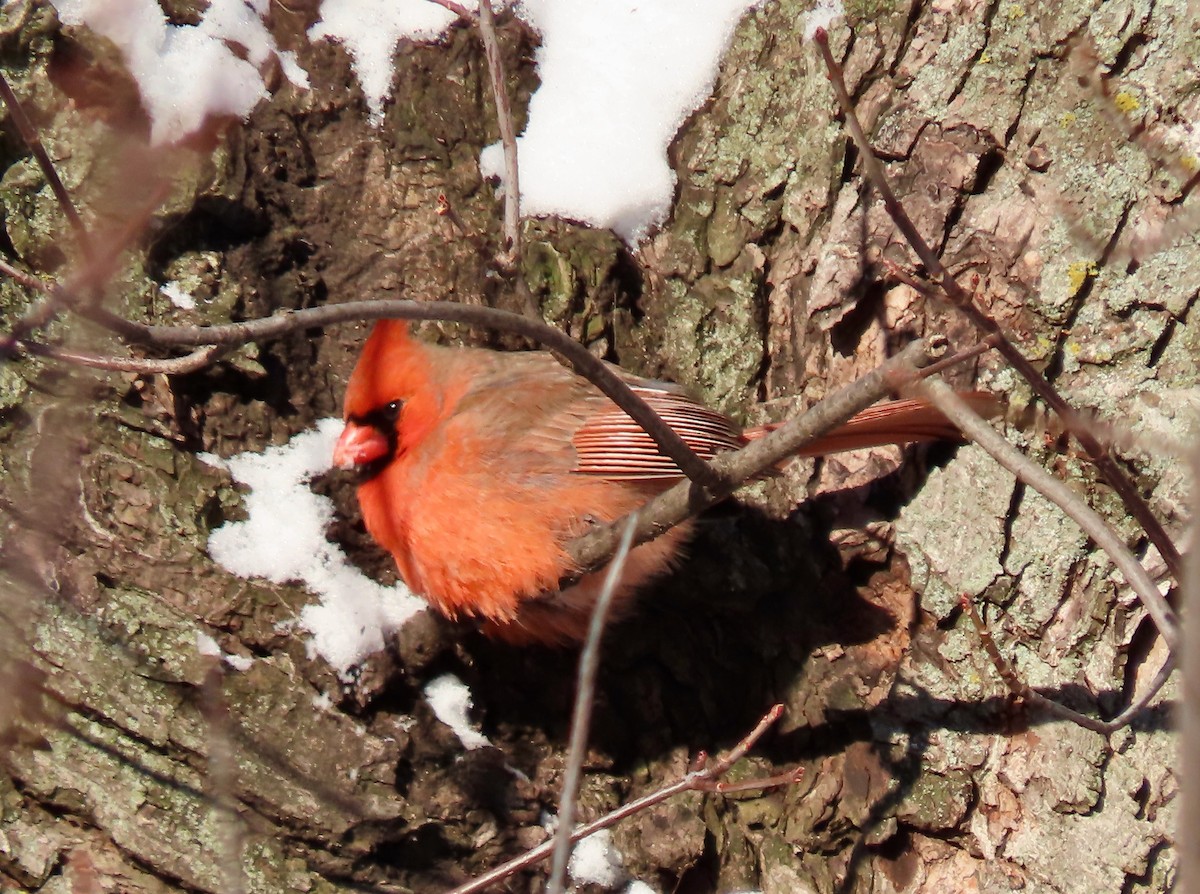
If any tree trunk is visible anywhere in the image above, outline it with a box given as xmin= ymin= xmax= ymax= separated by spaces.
xmin=1 ymin=0 xmax=1190 ymax=891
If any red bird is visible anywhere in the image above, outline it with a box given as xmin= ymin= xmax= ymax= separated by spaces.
xmin=333 ymin=320 xmax=982 ymax=644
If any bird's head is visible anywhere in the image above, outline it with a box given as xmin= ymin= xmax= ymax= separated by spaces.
xmin=333 ymin=320 xmax=440 ymax=476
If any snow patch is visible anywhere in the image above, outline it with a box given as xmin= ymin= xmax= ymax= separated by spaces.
xmin=53 ymin=0 xmax=308 ymax=145
xmin=478 ymin=0 xmax=762 ymax=243
xmin=424 ymin=673 xmax=492 ymax=750
xmin=202 ymin=418 xmax=425 ymax=674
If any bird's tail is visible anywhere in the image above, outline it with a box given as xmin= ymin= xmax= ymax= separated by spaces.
xmin=742 ymin=392 xmax=1002 ymax=457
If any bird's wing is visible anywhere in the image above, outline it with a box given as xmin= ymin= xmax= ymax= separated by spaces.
xmin=568 ymin=383 xmax=745 ymax=481
xmin=452 ymin=351 xmax=744 ymax=482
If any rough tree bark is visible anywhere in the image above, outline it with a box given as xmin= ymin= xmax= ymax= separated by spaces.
xmin=0 ymin=0 xmax=1193 ymax=892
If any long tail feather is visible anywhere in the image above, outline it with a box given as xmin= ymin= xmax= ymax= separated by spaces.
xmin=743 ymin=392 xmax=1002 ymax=457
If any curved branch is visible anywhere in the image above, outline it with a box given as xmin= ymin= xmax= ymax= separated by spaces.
xmin=445 ymin=704 xmax=795 ymax=894
xmin=19 ymin=342 xmax=228 ymax=375
xmin=108 ymin=299 xmax=723 ymax=488
xmin=915 ymin=378 xmax=1179 ymax=652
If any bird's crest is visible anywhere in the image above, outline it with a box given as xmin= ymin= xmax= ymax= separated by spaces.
xmin=342 ymin=319 xmax=448 ymax=454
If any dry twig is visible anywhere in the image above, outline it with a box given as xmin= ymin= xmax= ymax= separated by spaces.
xmin=477 ymin=0 xmax=522 ymax=266
xmin=425 ymin=0 xmax=476 ymax=21
xmin=445 ymin=704 xmax=799 ymax=894
xmin=1181 ymin=449 xmax=1200 ymax=889
xmin=566 ymin=336 xmax=946 ymax=574
xmin=960 ymin=595 xmax=1175 ymax=734
xmin=18 ymin=342 xmax=228 ymax=375
xmin=916 ymin=379 xmax=1178 ymax=653
xmin=547 ymin=516 xmax=638 ymax=894
xmin=0 ymin=72 xmax=93 ymax=260
xmin=75 ymin=299 xmax=722 ymax=488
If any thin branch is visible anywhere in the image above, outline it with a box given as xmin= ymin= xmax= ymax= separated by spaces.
xmin=0 ymin=181 xmax=172 ymax=358
xmin=0 ymin=257 xmax=52 ymax=294
xmin=958 ymin=596 xmax=1028 ymax=697
xmin=1099 ymin=653 xmax=1176 ymax=731
xmin=18 ymin=341 xmax=227 ymax=375
xmin=961 ymin=594 xmax=1175 ymax=735
xmin=547 ymin=516 xmax=637 ymax=894
xmin=199 ymin=664 xmax=247 ymax=894
xmin=1181 ymin=446 xmax=1200 ymax=891
xmin=436 ymin=193 xmax=491 ymax=256
xmin=444 ymin=704 xmax=796 ymax=894
xmin=564 ymin=336 xmax=945 ymax=576
xmin=425 ymin=0 xmax=476 ymax=21
xmin=916 ymin=378 xmax=1178 ymax=652
xmin=477 ymin=0 xmax=522 ymax=267
xmin=0 ymin=73 xmax=94 ymax=261
xmin=916 ymin=333 xmax=1002 ymax=381
xmin=0 ymin=260 xmax=68 ymax=362
xmin=813 ymin=28 xmax=1183 ymax=583
xmin=100 ymin=299 xmax=723 ymax=488
xmin=0 ymin=276 xmax=76 ymax=361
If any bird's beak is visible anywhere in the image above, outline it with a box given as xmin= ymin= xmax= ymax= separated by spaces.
xmin=333 ymin=421 xmax=390 ymax=470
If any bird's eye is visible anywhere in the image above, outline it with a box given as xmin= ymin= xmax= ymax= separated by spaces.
xmin=382 ymin=400 xmax=403 ymax=420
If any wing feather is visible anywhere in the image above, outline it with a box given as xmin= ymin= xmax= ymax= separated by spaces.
xmin=572 ymin=387 xmax=744 ymax=480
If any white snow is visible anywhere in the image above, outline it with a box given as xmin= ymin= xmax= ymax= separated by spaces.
xmin=195 ymin=630 xmax=254 ymax=671
xmin=623 ymin=883 xmax=659 ymax=894
xmin=424 ymin=673 xmax=492 ymax=749
xmin=802 ymin=0 xmax=844 ymax=40
xmin=196 ymin=630 xmax=221 ymax=656
xmin=308 ymin=0 xmax=765 ymax=242
xmin=568 ymin=828 xmax=625 ymax=888
xmin=479 ymin=0 xmax=763 ymax=243
xmin=51 ymin=0 xmax=829 ymax=243
xmin=202 ymin=418 xmax=425 ymax=674
xmin=161 ymin=280 xmax=196 ymax=310
xmin=52 ymin=0 xmax=307 ymax=146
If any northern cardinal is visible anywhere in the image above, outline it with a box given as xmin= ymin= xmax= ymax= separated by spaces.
xmin=334 ymin=320 xmax=989 ymax=644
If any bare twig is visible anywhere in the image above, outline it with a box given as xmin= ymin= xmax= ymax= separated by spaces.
xmin=0 ymin=180 xmax=172 ymax=358
xmin=0 ymin=257 xmax=52 ymax=294
xmin=445 ymin=704 xmax=797 ymax=894
xmin=958 ymin=596 xmax=1028 ymax=697
xmin=547 ymin=516 xmax=638 ymax=894
xmin=436 ymin=193 xmax=491 ymax=255
xmin=917 ymin=379 xmax=1178 ymax=652
xmin=961 ymin=594 xmax=1175 ymax=735
xmin=1100 ymin=653 xmax=1176 ymax=731
xmin=813 ymin=28 xmax=1183 ymax=583
xmin=565 ymin=336 xmax=945 ymax=575
xmin=1182 ymin=447 xmax=1200 ymax=893
xmin=0 ymin=72 xmax=94 ymax=260
xmin=18 ymin=341 xmax=227 ymax=374
xmin=916 ymin=333 xmax=1002 ymax=381
xmin=425 ymin=0 xmax=476 ymax=21
xmin=0 ymin=260 xmax=68 ymax=362
xmin=95 ymin=299 xmax=723 ymax=488
xmin=477 ymin=0 xmax=522 ymax=267
xmin=199 ymin=664 xmax=247 ymax=894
